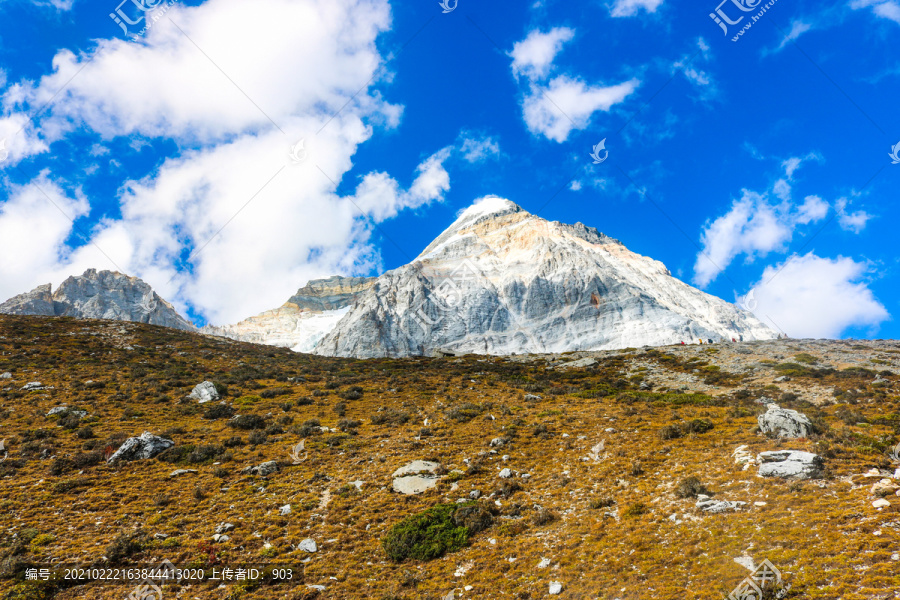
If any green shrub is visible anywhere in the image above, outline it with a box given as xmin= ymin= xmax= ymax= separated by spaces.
xmin=203 ymin=404 xmax=235 ymax=419
xmin=382 ymin=503 xmax=472 ymax=562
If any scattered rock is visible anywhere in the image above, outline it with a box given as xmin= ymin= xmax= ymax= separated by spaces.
xmin=774 ymin=375 xmax=791 ymax=382
xmin=215 ymin=523 xmax=234 ymax=534
xmin=392 ymin=475 xmax=438 ymax=495
xmin=732 ymin=445 xmax=756 ymax=469
xmin=47 ymin=406 xmax=87 ymax=418
xmin=558 ymin=358 xmax=597 ymax=369
xmin=538 ymin=558 xmax=551 ymax=568
xmin=523 ymin=394 xmax=542 ymax=401
xmin=211 ymin=534 xmax=230 ymax=543
xmin=189 ymin=381 xmax=219 ymax=403
xmin=279 ymin=504 xmax=291 ymax=515
xmin=498 ymin=468 xmax=512 ymax=479
xmin=757 ymin=450 xmax=824 ymax=480
xmin=169 ymin=469 xmax=198 ymax=478
xmin=872 ymin=499 xmax=891 ymax=509
xmin=243 ymin=460 xmax=279 ymax=477
xmin=696 ymin=498 xmax=747 ymax=513
xmin=0 ymin=372 xmax=11 ymax=379
xmin=469 ymin=490 xmax=481 ymax=499
xmin=392 ymin=460 xmax=440 ymax=478
xmin=391 ymin=460 xmax=441 ymax=495
xmin=299 ymin=538 xmax=318 ymax=553
xmin=757 ymin=404 xmax=813 ymax=438
xmin=107 ymin=432 xmax=175 ymax=464
xmin=22 ymin=382 xmax=44 ymax=391
xmin=489 ymin=437 xmax=507 ymax=447
xmin=549 ymin=581 xmax=563 ymax=595
xmin=871 ymin=479 xmax=900 ymax=497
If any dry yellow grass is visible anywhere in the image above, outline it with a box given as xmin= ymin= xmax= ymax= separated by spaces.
xmin=0 ymin=315 xmax=898 ymax=599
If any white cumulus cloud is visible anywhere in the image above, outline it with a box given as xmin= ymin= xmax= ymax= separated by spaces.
xmin=745 ymin=253 xmax=888 ymax=338
xmin=850 ymin=0 xmax=900 ymax=24
xmin=509 ymin=27 xmax=574 ymax=80
xmin=610 ymin=0 xmax=663 ymax=17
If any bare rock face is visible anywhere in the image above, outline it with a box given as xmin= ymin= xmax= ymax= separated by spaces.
xmin=0 ymin=284 xmax=55 ymax=315
xmin=315 ymin=197 xmax=777 ymax=358
xmin=201 ymin=276 xmax=374 ymax=351
xmin=0 ymin=269 xmax=194 ymax=331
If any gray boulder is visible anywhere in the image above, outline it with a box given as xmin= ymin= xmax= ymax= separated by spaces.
xmin=1 ymin=373 xmax=11 ymax=379
xmin=47 ymin=406 xmax=87 ymax=418
xmin=107 ymin=432 xmax=174 ymax=464
xmin=757 ymin=450 xmax=824 ymax=479
xmin=696 ymin=497 xmax=747 ymax=513
xmin=243 ymin=460 xmax=279 ymax=477
xmin=189 ymin=381 xmax=219 ymax=403
xmin=758 ymin=404 xmax=813 ymax=438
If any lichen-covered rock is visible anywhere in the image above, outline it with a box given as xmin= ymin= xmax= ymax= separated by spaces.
xmin=107 ymin=432 xmax=174 ymax=464
xmin=189 ymin=381 xmax=219 ymax=403
xmin=758 ymin=404 xmax=813 ymax=438
xmin=757 ymin=450 xmax=824 ymax=480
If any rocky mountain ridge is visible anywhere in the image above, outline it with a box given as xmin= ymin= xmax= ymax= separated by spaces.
xmin=0 ymin=269 xmax=195 ymax=331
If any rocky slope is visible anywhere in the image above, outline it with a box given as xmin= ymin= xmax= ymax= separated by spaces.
xmin=316 ymin=197 xmax=776 ymax=358
xmin=200 ymin=276 xmax=374 ymax=352
xmin=0 ymin=269 xmax=195 ymax=331
xmin=0 ymin=315 xmax=897 ymax=600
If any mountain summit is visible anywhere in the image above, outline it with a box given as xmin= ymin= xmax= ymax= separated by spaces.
xmin=313 ymin=196 xmax=776 ymax=357
xmin=0 ymin=269 xmax=194 ymax=331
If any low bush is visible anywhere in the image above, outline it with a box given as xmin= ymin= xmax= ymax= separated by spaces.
xmin=382 ymin=503 xmax=472 ymax=562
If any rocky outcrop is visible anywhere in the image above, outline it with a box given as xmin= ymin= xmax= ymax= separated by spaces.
xmin=188 ymin=381 xmax=220 ymax=403
xmin=0 ymin=283 xmax=55 ymax=315
xmin=201 ymin=276 xmax=374 ymax=352
xmin=758 ymin=404 xmax=813 ymax=438
xmin=315 ymin=197 xmax=777 ymax=358
xmin=107 ymin=432 xmax=175 ymax=464
xmin=0 ymin=269 xmax=195 ymax=331
xmin=757 ymin=450 xmax=824 ymax=479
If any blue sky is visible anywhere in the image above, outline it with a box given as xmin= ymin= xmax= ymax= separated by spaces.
xmin=0 ymin=0 xmax=897 ymax=339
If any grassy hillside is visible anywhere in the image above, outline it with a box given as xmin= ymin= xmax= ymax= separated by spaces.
xmin=0 ymin=315 xmax=898 ymax=599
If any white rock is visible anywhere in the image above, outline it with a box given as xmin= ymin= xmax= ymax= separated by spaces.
xmin=279 ymin=504 xmax=291 ymax=515
xmin=211 ymin=534 xmax=230 ymax=543
xmin=168 ymin=469 xmax=198 ymax=478
xmin=215 ymin=523 xmax=234 ymax=534
xmin=392 ymin=460 xmax=441 ymax=478
xmin=189 ymin=381 xmax=219 ymax=403
xmin=498 ymin=468 xmax=512 ymax=479
xmin=757 ymin=450 xmax=824 ymax=480
xmin=538 ymin=558 xmax=551 ymax=568
xmin=757 ymin=404 xmax=813 ymax=438
xmin=22 ymin=382 xmax=44 ymax=391
xmin=873 ymin=499 xmax=891 ymax=509
xmin=549 ymin=581 xmax=563 ymax=595
xmin=392 ymin=475 xmax=438 ymax=495
xmin=0 ymin=372 xmax=11 ymax=379
xmin=299 ymin=538 xmax=318 ymax=553
xmin=696 ymin=499 xmax=747 ymax=513
xmin=107 ymin=432 xmax=174 ymax=464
